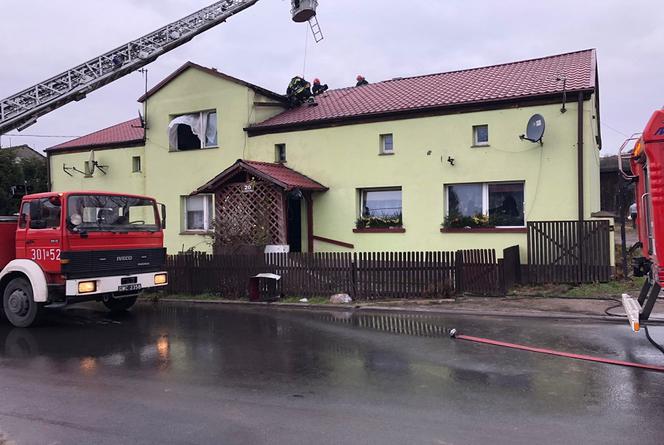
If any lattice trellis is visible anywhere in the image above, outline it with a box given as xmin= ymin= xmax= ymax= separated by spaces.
xmin=214 ymin=180 xmax=286 ymax=248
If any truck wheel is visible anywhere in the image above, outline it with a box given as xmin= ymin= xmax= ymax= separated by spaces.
xmin=103 ymin=296 xmax=138 ymax=313
xmin=3 ymin=278 xmax=44 ymax=328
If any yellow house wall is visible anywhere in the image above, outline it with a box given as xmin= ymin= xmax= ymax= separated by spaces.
xmin=50 ymin=146 xmax=146 ymax=195
xmin=247 ymin=101 xmax=602 ymax=261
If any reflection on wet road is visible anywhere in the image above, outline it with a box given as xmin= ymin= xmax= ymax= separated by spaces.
xmin=0 ymin=302 xmax=663 ymax=444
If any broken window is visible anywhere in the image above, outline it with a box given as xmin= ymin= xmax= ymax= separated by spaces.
xmin=169 ymin=110 xmax=218 ymax=151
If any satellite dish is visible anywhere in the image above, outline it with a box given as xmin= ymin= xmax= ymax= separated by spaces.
xmin=520 ymin=114 xmax=546 ymax=145
xmin=84 ymin=150 xmax=95 ymax=178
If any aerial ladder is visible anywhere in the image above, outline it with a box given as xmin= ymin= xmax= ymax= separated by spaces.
xmin=0 ymin=0 xmax=322 ymax=135
xmin=618 ymin=109 xmax=664 ymax=332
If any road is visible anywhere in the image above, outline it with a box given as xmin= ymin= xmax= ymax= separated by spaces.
xmin=0 ymin=302 xmax=663 ymax=445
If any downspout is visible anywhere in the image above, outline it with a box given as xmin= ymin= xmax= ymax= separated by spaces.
xmin=577 ymin=91 xmax=584 ymax=221
xmin=46 ymin=151 xmax=52 ymax=192
xmin=577 ymin=91 xmax=585 ymax=282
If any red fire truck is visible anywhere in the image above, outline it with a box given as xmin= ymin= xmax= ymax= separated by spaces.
xmin=619 ymin=109 xmax=664 ymax=332
xmin=0 ymin=191 xmax=168 ymax=327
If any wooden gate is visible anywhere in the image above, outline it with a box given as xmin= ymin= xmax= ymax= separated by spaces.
xmin=527 ymin=220 xmax=611 ymax=284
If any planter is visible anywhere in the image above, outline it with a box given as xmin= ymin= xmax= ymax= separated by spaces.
xmin=353 ymin=227 xmax=406 ymax=234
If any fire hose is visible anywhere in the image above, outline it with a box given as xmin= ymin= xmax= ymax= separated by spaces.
xmin=449 ymin=329 xmax=664 ymax=373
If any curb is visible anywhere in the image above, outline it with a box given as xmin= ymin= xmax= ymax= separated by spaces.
xmin=147 ymin=298 xmax=664 ymax=325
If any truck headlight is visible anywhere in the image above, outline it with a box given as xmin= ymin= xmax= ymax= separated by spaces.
xmin=154 ymin=273 xmax=168 ymax=285
xmin=78 ymin=281 xmax=96 ymax=294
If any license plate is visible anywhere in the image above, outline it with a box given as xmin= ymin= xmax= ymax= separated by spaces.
xmin=118 ymin=284 xmax=142 ymax=292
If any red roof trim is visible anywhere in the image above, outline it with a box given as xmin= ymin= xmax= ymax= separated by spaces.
xmin=195 ymin=159 xmax=328 ymax=194
xmin=138 ymin=62 xmax=285 ymax=103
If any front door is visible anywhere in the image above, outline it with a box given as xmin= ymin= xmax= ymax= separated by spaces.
xmin=24 ymin=197 xmax=63 ymax=274
xmin=287 ymin=196 xmax=302 ymax=253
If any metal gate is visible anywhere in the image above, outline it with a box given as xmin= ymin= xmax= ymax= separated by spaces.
xmin=527 ymin=220 xmax=611 ymax=284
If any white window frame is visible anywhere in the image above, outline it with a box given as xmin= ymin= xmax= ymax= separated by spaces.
xmin=170 ymin=110 xmax=218 ymax=151
xmin=132 ymin=156 xmax=142 ymax=173
xmin=380 ymin=133 xmax=394 ymax=154
xmin=359 ymin=187 xmax=403 ymax=219
xmin=445 ymin=181 xmax=525 ymax=227
xmin=182 ymin=194 xmax=214 ymax=233
xmin=275 ymin=143 xmax=287 ymax=163
xmin=472 ymin=124 xmax=489 ymax=147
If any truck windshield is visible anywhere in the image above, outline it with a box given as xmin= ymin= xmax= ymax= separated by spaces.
xmin=67 ymin=195 xmax=159 ymax=233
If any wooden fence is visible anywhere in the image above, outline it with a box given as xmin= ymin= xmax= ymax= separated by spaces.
xmin=527 ymin=220 xmax=611 ymax=284
xmin=165 ymin=247 xmax=520 ymax=300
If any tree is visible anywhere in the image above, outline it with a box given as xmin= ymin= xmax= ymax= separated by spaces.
xmin=0 ymin=150 xmax=48 ymax=215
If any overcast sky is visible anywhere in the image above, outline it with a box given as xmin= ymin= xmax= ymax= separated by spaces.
xmin=0 ymin=0 xmax=661 ymax=155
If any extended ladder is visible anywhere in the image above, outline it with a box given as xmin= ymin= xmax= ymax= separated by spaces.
xmin=309 ymin=16 xmax=324 ymax=43
xmin=0 ymin=0 xmax=261 ymax=135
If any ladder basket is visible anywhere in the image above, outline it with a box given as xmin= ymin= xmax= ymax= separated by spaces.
xmin=291 ymin=0 xmax=318 ymax=23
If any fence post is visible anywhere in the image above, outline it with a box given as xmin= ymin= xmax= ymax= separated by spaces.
xmin=350 ymin=254 xmax=357 ymax=300
xmin=455 ymin=250 xmax=464 ymax=294
xmin=498 ymin=258 xmax=506 ymax=295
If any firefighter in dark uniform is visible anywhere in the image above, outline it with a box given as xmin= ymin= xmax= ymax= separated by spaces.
xmin=287 ymin=76 xmax=313 ymax=108
xmin=312 ymin=78 xmax=328 ymax=96
xmin=356 ymin=75 xmax=369 ymax=86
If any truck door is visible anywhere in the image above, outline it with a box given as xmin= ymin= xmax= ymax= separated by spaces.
xmin=15 ymin=201 xmax=30 ymax=258
xmin=25 ymin=197 xmax=63 ymax=274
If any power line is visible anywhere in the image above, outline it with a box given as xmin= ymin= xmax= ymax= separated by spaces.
xmin=2 ymin=133 xmax=81 ymax=138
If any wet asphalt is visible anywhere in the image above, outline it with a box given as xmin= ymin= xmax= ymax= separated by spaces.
xmin=0 ymin=302 xmax=663 ymax=445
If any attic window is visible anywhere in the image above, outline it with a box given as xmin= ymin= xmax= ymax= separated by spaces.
xmin=169 ymin=110 xmax=218 ymax=151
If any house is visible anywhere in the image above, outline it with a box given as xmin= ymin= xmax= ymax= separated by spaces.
xmin=47 ymin=49 xmax=608 ymax=263
xmin=2 ymin=144 xmax=45 ymax=163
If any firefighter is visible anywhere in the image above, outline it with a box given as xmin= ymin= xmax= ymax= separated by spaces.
xmin=356 ymin=75 xmax=369 ymax=87
xmin=312 ymin=78 xmax=328 ymax=96
xmin=286 ymin=76 xmax=313 ymax=107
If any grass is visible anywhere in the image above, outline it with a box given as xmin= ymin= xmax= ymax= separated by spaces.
xmin=563 ymin=277 xmax=646 ymax=298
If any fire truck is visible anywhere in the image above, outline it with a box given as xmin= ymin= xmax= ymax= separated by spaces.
xmin=619 ymin=109 xmax=664 ymax=332
xmin=0 ymin=191 xmax=168 ymax=327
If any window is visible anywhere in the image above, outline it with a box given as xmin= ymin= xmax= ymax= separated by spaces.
xmin=183 ymin=195 xmax=213 ymax=232
xmin=67 ymin=195 xmax=159 ymax=233
xmin=168 ymin=110 xmax=218 ymax=151
xmin=446 ymin=182 xmax=524 ymax=227
xmin=473 ymin=125 xmax=489 ymax=146
xmin=18 ymin=202 xmax=29 ymax=229
xmin=29 ymin=197 xmax=62 ymax=230
xmin=132 ymin=156 xmax=142 ymax=173
xmin=360 ymin=188 xmax=402 ymax=219
xmin=275 ymin=144 xmax=287 ymax=163
xmin=380 ymin=134 xmax=394 ymax=154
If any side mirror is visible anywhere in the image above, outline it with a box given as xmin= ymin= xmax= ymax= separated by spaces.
xmin=29 ymin=200 xmax=42 ymax=221
xmin=159 ymin=203 xmax=167 ymax=230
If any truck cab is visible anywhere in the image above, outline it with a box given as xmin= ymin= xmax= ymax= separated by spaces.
xmin=0 ymin=191 xmax=168 ymax=327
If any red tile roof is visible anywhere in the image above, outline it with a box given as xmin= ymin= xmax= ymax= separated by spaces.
xmin=196 ymin=159 xmax=327 ymax=193
xmin=46 ymin=118 xmax=144 ymax=152
xmin=250 ymin=49 xmax=597 ymax=132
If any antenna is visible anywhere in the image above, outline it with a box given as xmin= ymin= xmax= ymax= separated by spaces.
xmin=520 ymin=114 xmax=546 ymax=145
xmin=556 ymin=76 xmax=567 ymax=113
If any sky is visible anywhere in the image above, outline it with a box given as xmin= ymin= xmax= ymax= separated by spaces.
xmin=0 ymin=0 xmax=662 ymax=155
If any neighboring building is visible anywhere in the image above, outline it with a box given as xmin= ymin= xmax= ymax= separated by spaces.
xmin=2 ymin=144 xmax=45 ymax=163
xmin=47 ymin=50 xmax=607 ymax=262
xmin=599 ymin=155 xmax=633 ymax=216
